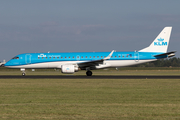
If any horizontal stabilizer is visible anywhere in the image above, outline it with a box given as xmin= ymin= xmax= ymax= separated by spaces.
xmin=154 ymin=51 xmax=176 ymax=58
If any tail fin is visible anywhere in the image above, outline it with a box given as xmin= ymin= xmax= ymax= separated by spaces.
xmin=139 ymin=27 xmax=172 ymax=53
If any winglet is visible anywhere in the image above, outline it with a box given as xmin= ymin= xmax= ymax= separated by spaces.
xmin=104 ymin=50 xmax=114 ymax=60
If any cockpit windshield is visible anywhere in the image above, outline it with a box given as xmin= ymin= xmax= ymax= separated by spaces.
xmin=12 ymin=56 xmax=19 ymax=59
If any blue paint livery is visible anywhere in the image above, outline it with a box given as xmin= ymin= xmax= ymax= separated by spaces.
xmin=5 ymin=51 xmax=165 ymax=66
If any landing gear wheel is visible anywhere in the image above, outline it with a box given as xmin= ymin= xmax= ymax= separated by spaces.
xmin=22 ymin=73 xmax=26 ymax=76
xmin=86 ymin=71 xmax=92 ymax=76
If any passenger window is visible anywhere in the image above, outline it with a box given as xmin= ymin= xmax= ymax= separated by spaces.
xmin=38 ymin=57 xmax=40 ymax=59
xmin=97 ymin=56 xmax=99 ymax=58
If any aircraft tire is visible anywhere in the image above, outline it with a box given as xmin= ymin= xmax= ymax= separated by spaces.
xmin=22 ymin=73 xmax=26 ymax=76
xmin=86 ymin=71 xmax=92 ymax=76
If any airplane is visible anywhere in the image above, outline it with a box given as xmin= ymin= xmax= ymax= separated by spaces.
xmin=4 ymin=27 xmax=176 ymax=76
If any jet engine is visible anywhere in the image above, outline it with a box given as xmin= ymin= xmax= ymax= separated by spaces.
xmin=61 ymin=65 xmax=78 ymax=74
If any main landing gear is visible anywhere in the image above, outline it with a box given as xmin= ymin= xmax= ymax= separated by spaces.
xmin=86 ymin=70 xmax=92 ymax=76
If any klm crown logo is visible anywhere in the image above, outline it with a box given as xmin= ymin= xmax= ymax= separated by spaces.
xmin=66 ymin=68 xmax=70 ymax=70
xmin=38 ymin=54 xmax=46 ymax=57
xmin=154 ymin=38 xmax=167 ymax=46
xmin=157 ymin=38 xmax=164 ymax=42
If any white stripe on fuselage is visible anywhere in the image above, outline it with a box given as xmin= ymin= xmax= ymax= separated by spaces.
xmin=5 ymin=59 xmax=157 ymax=69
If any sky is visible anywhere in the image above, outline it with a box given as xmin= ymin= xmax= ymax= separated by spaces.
xmin=0 ymin=0 xmax=180 ymax=61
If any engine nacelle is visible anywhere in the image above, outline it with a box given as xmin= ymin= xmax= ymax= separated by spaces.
xmin=61 ymin=65 xmax=78 ymax=74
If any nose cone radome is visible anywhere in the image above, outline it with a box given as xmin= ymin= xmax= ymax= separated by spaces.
xmin=4 ymin=61 xmax=12 ymax=67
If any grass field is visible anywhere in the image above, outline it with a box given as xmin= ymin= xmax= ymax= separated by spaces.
xmin=1 ymin=67 xmax=180 ymax=119
xmin=0 ymin=78 xmax=180 ymax=120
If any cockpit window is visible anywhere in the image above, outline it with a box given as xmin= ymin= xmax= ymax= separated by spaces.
xmin=12 ymin=57 xmax=19 ymax=59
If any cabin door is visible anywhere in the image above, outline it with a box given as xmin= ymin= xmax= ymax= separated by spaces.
xmin=134 ymin=52 xmax=139 ymax=62
xmin=25 ymin=54 xmax=31 ymax=64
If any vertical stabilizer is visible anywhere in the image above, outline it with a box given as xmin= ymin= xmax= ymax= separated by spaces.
xmin=139 ymin=27 xmax=172 ymax=53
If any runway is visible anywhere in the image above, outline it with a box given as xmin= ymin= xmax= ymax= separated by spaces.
xmin=1 ymin=75 xmax=180 ymax=79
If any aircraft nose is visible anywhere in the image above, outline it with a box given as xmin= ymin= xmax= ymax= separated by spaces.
xmin=4 ymin=61 xmax=11 ymax=67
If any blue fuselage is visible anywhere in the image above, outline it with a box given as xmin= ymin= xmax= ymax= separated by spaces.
xmin=5 ymin=51 xmax=165 ymax=68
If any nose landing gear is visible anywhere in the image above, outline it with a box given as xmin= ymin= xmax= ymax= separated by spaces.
xmin=21 ymin=68 xmax=26 ymax=76
xmin=22 ymin=72 xmax=26 ymax=76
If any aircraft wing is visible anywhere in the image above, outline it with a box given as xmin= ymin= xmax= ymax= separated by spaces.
xmin=154 ymin=51 xmax=176 ymax=58
xmin=77 ymin=59 xmax=104 ymax=68
xmin=77 ymin=50 xmax=114 ymax=69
